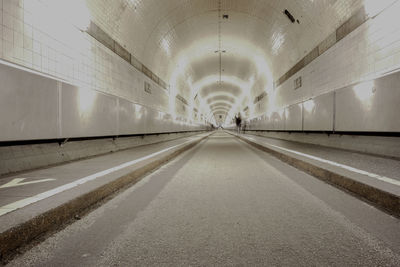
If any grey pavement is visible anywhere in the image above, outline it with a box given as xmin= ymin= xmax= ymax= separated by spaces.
xmin=0 ymin=133 xmax=208 ymax=209
xmin=239 ymin=132 xmax=400 ymax=182
xmin=6 ymin=131 xmax=400 ymax=266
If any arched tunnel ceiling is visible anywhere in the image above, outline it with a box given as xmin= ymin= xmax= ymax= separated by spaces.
xmin=86 ymin=0 xmax=365 ymax=124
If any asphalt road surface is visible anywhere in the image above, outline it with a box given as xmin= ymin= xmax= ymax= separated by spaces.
xmin=7 ymin=131 xmax=400 ymax=266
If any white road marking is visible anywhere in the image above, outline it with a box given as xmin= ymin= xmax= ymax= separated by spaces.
xmin=0 ymin=140 xmax=194 ymax=216
xmin=0 ymin=178 xmax=56 ymax=189
xmin=243 ymin=135 xmax=400 ymax=187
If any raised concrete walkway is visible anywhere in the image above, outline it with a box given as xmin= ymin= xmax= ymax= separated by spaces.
xmin=0 ymin=132 xmax=210 ymax=262
xmin=6 ymin=131 xmax=400 ymax=266
xmin=230 ymin=131 xmax=400 ymax=217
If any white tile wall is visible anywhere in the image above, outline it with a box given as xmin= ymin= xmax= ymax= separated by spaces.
xmin=265 ymin=0 xmax=400 ymax=112
xmin=85 ymin=0 xmax=364 ymax=125
xmin=3 ymin=0 xmax=398 ymax=127
xmin=0 ymin=0 xmax=171 ymax=116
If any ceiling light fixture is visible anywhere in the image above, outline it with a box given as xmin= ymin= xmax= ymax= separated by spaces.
xmin=284 ymin=9 xmax=296 ymax=23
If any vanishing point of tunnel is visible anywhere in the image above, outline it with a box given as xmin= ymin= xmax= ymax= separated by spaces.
xmin=0 ymin=0 xmax=400 ymax=266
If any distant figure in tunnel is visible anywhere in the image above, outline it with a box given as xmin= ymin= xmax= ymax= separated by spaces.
xmin=235 ymin=113 xmax=242 ymax=134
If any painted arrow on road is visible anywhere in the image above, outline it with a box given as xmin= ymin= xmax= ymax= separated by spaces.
xmin=0 ymin=178 xmax=56 ymax=189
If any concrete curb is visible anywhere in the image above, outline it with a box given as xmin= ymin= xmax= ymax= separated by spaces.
xmin=0 ymin=134 xmax=210 ymax=263
xmin=231 ymin=132 xmax=400 ymax=218
xmin=0 ymin=131 xmax=206 ymax=178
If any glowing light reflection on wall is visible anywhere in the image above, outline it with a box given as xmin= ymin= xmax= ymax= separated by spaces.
xmin=271 ymin=31 xmax=285 ymax=55
xmin=161 ymin=38 xmax=171 ymax=57
xmin=134 ymin=104 xmax=144 ymax=119
xmin=187 ymin=76 xmax=194 ymax=120
xmin=303 ymin=99 xmax=316 ymax=113
xmin=78 ymin=87 xmax=97 ymax=119
xmin=353 ymin=81 xmax=375 ymax=110
xmin=166 ymin=36 xmax=273 ymax=125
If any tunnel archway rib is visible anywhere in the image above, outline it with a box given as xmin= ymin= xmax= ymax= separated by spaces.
xmin=209 ymin=99 xmax=233 ymax=106
xmin=199 ymin=84 xmax=242 ymax=99
xmin=203 ymin=91 xmax=240 ymax=102
xmin=87 ymin=0 xmax=365 ymax=125
xmin=206 ymin=95 xmax=236 ymax=105
xmin=214 ymin=110 xmax=228 ymax=116
xmin=211 ymin=108 xmax=231 ymax=118
xmin=192 ymin=75 xmax=252 ymax=123
xmin=211 ymin=107 xmax=231 ymax=112
xmin=211 ymin=106 xmax=230 ymax=111
xmin=208 ymin=102 xmax=235 ymax=116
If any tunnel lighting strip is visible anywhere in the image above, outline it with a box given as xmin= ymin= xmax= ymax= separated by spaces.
xmin=242 ymin=136 xmax=400 ymax=187
xmin=0 ymin=138 xmax=201 ymax=217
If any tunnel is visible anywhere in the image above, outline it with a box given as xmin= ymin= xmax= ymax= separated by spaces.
xmin=0 ymin=0 xmax=400 ymax=265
